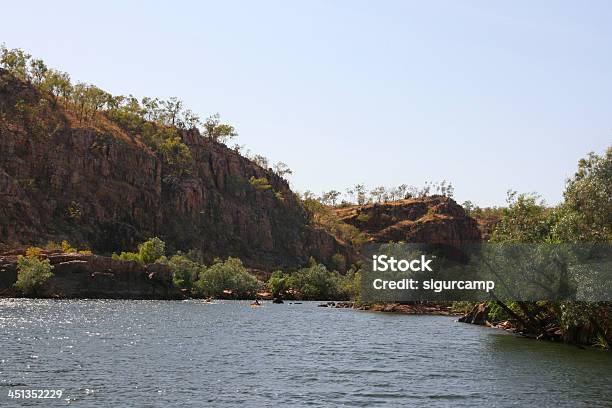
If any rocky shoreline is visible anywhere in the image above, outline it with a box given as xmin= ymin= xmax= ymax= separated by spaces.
xmin=0 ymin=250 xmax=182 ymax=299
xmin=321 ymin=301 xmax=461 ymax=316
xmin=457 ymin=302 xmax=576 ymax=344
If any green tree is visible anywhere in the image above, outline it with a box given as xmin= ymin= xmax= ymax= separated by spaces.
xmin=355 ymin=183 xmax=367 ymax=205
xmin=112 ymin=237 xmax=165 ymax=265
xmin=331 ymin=253 xmax=347 ymax=273
xmin=267 ymin=271 xmax=291 ymax=298
xmin=273 ymin=162 xmax=293 ymax=178
xmin=553 ymin=147 xmax=612 ymax=242
xmin=194 ymin=257 xmax=258 ymax=298
xmin=0 ymin=44 xmax=31 ymax=81
xmin=138 ymin=237 xmax=165 ymax=264
xmin=159 ymin=136 xmax=193 ymax=176
xmin=490 ymin=191 xmax=552 ymax=243
xmin=40 ymin=69 xmax=72 ymax=100
xmin=163 ymin=254 xmax=201 ymax=289
xmin=486 ymin=148 xmax=612 ymax=348
xmin=290 ymin=263 xmax=350 ymax=300
xmin=202 ymin=113 xmax=238 ymax=143
xmin=14 ymin=253 xmax=54 ymax=295
xmin=251 ymin=154 xmax=269 ymax=169
xmin=370 ymin=186 xmax=386 ymax=203
xmin=321 ymin=190 xmax=341 ymax=206
xmin=29 ymin=58 xmax=48 ymax=85
xmin=160 ymin=97 xmax=183 ymax=127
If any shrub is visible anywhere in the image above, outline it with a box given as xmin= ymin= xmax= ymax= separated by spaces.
xmin=249 ymin=176 xmax=272 ymax=191
xmin=112 ymin=251 xmax=141 ymax=263
xmin=330 ymin=253 xmax=347 ymax=273
xmin=163 ymin=254 xmax=201 ymax=289
xmin=267 ymin=270 xmax=291 ymax=298
xmin=290 ymin=263 xmax=343 ymax=300
xmin=14 ymin=252 xmax=54 ymax=295
xmin=139 ymin=237 xmax=165 ymax=263
xmin=25 ymin=246 xmax=43 ymax=258
xmin=194 ymin=257 xmax=258 ymax=298
xmin=268 ymin=262 xmax=360 ymax=301
xmin=112 ymin=237 xmax=165 ymax=265
xmin=61 ymin=240 xmax=77 ymax=253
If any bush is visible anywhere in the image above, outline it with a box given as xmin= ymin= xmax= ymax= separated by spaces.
xmin=330 ymin=253 xmax=347 ymax=273
xmin=138 ymin=237 xmax=165 ymax=264
xmin=249 ymin=176 xmax=272 ymax=191
xmin=268 ymin=262 xmax=360 ymax=301
xmin=291 ymin=263 xmax=345 ymax=300
xmin=14 ymin=252 xmax=54 ymax=295
xmin=267 ymin=270 xmax=291 ymax=298
xmin=112 ymin=237 xmax=165 ymax=265
xmin=194 ymin=257 xmax=259 ymax=298
xmin=162 ymin=254 xmax=201 ymax=289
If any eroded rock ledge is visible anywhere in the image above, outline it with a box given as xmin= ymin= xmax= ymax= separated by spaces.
xmin=333 ymin=196 xmax=481 ymax=246
xmin=0 ymin=250 xmax=181 ymax=299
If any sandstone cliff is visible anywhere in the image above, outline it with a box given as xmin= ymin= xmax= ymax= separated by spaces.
xmin=0 ymin=69 xmax=348 ymax=270
xmin=333 ymin=196 xmax=481 ymax=246
xmin=0 ymin=250 xmax=181 ymax=299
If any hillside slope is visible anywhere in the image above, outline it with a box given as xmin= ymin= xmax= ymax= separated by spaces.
xmin=333 ymin=196 xmax=481 ymax=246
xmin=0 ymin=69 xmax=348 ymax=270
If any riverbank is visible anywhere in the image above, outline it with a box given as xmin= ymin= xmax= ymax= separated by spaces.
xmin=328 ymin=301 xmax=462 ymax=316
xmin=0 ymin=250 xmax=182 ymax=300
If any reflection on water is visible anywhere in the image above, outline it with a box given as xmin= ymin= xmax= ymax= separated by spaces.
xmin=0 ymin=299 xmax=610 ymax=407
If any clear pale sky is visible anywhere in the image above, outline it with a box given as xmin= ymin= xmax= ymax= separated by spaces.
xmin=2 ymin=1 xmax=610 ymax=206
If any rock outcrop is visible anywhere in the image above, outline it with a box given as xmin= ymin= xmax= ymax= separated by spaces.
xmin=333 ymin=196 xmax=481 ymax=247
xmin=0 ymin=69 xmax=349 ymax=271
xmin=0 ymin=250 xmax=181 ymax=299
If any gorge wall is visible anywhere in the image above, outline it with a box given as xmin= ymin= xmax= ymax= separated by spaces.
xmin=0 ymin=69 xmax=347 ymax=270
xmin=0 ymin=69 xmax=480 ymax=273
xmin=333 ymin=196 xmax=481 ymax=246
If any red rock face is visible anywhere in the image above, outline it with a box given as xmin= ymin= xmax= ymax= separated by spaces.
xmin=0 ymin=69 xmax=349 ymax=270
xmin=333 ymin=196 xmax=481 ymax=247
xmin=0 ymin=70 xmax=476 ymax=271
xmin=0 ymin=251 xmax=181 ymax=299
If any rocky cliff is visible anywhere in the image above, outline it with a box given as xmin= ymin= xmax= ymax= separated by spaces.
xmin=0 ymin=250 xmax=181 ymax=299
xmin=333 ymin=196 xmax=481 ymax=246
xmin=0 ymin=69 xmax=348 ymax=270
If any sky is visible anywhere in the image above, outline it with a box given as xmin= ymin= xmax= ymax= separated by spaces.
xmin=2 ymin=1 xmax=610 ymax=206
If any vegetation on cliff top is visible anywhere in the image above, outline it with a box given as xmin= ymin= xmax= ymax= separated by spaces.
xmin=0 ymin=44 xmax=297 ymax=184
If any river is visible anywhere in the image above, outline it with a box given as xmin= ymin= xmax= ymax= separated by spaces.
xmin=0 ymin=299 xmax=611 ymax=407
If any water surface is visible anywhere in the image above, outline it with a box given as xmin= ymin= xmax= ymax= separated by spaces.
xmin=1 ymin=299 xmax=611 ymax=407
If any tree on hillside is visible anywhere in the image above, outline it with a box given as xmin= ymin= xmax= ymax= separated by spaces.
xmin=252 ymin=154 xmax=269 ymax=169
xmin=273 ymin=162 xmax=293 ymax=178
xmin=321 ymin=190 xmax=341 ymax=206
xmin=354 ymin=184 xmax=368 ymax=205
xmin=370 ymin=186 xmax=386 ymax=203
xmin=29 ymin=58 xmax=48 ymax=85
xmin=0 ymin=44 xmax=31 ymax=81
xmin=202 ymin=113 xmax=238 ymax=143
xmin=160 ymin=97 xmax=183 ymax=127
